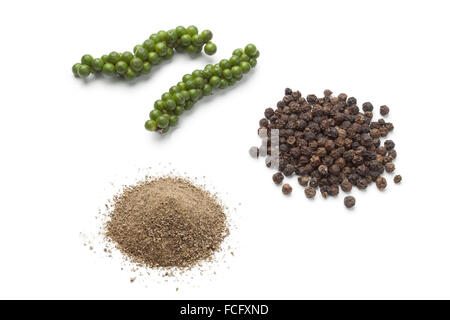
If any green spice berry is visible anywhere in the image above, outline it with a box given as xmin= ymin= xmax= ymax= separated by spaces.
xmin=92 ymin=58 xmax=104 ymax=72
xmin=180 ymin=34 xmax=191 ymax=47
xmin=174 ymin=92 xmax=185 ymax=105
xmin=166 ymin=29 xmax=178 ymax=44
xmin=135 ymin=46 xmax=149 ymax=61
xmin=222 ymin=69 xmax=233 ymax=80
xmin=130 ymin=57 xmax=143 ymax=72
xmin=204 ymin=42 xmax=217 ymax=55
xmin=72 ymin=63 xmax=81 ymax=77
xmin=186 ymin=45 xmax=197 ymax=54
xmin=170 ymin=86 xmax=180 ymax=95
xmin=81 ymin=54 xmax=94 ymax=66
xmin=154 ymin=100 xmax=165 ymax=111
xmin=186 ymin=25 xmax=198 ymax=36
xmin=162 ymin=92 xmax=172 ymax=101
xmin=209 ymin=76 xmax=221 ymax=88
xmin=244 ymin=44 xmax=257 ymax=57
xmin=102 ymin=63 xmax=115 ymax=76
xmin=219 ymin=59 xmax=231 ymax=69
xmin=181 ymin=90 xmax=190 ymax=101
xmin=202 ymin=66 xmax=213 ymax=79
xmin=175 ymin=26 xmax=186 ymax=37
xmin=240 ymin=61 xmax=251 ymax=73
xmin=219 ymin=78 xmax=228 ymax=89
xmin=157 ymin=30 xmax=168 ymax=41
xmin=203 ymin=84 xmax=213 ymax=96
xmin=174 ymin=106 xmax=184 ymax=116
xmin=231 ymin=66 xmax=243 ymax=78
xmin=155 ymin=42 xmax=168 ymax=56
xmin=77 ymin=64 xmax=91 ymax=78
xmin=177 ymin=81 xmax=187 ymax=91
xmin=164 ymin=47 xmax=174 ymax=60
xmin=145 ymin=120 xmax=157 ymax=131
xmin=169 ymin=115 xmax=179 ymax=126
xmin=125 ymin=68 xmax=137 ymax=80
xmin=194 ymin=77 xmax=206 ymax=89
xmin=233 ymin=48 xmax=244 ymax=56
xmin=230 ymin=55 xmax=240 ymax=66
xmin=249 ymin=58 xmax=257 ymax=67
xmin=184 ymin=100 xmax=195 ymax=110
xmin=148 ymin=52 xmax=162 ymax=65
xmin=191 ymin=34 xmax=203 ymax=47
xmin=101 ymin=55 xmax=109 ymax=63
xmin=143 ymin=39 xmax=156 ymax=52
xmin=212 ymin=65 xmax=223 ymax=77
xmin=192 ymin=69 xmax=203 ymax=78
xmin=165 ymin=99 xmax=176 ymax=111
xmin=183 ymin=74 xmax=193 ymax=82
xmin=150 ymin=109 xmax=162 ymax=120
xmin=142 ymin=62 xmax=152 ymax=74
xmin=108 ymin=51 xmax=121 ymax=64
xmin=149 ymin=33 xmax=161 ymax=43
xmin=200 ymin=30 xmax=213 ymax=42
xmin=156 ymin=114 xmax=170 ymax=129
xmin=240 ymin=53 xmax=250 ymax=62
xmin=115 ymin=61 xmax=128 ymax=75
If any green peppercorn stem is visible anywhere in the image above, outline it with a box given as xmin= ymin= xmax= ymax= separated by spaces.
xmin=145 ymin=44 xmax=260 ymax=133
xmin=72 ymin=26 xmax=217 ymax=80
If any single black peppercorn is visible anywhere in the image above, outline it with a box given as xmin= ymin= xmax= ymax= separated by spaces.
xmin=344 ymin=196 xmax=356 ymax=208
xmin=282 ymin=184 xmax=292 ymax=195
xmin=362 ymin=102 xmax=374 ymax=112
xmin=380 ymin=105 xmax=390 ymax=116
xmin=385 ymin=162 xmax=395 ymax=173
xmin=376 ymin=176 xmax=387 ymax=190
xmin=304 ymin=186 xmax=316 ymax=199
xmin=394 ymin=175 xmax=402 ymax=184
xmin=298 ymin=176 xmax=309 ymax=186
xmin=272 ymin=172 xmax=284 ymax=185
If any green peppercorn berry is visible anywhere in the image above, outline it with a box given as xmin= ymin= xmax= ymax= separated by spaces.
xmin=234 ymin=73 xmax=243 ymax=81
xmin=175 ymin=46 xmax=185 ymax=53
xmin=77 ymin=64 xmax=91 ymax=78
xmin=202 ymin=66 xmax=213 ymax=79
xmin=209 ymin=76 xmax=221 ymax=88
xmin=166 ymin=29 xmax=178 ymax=44
xmin=240 ymin=53 xmax=250 ymax=62
xmin=142 ymin=62 xmax=152 ymax=74
xmin=168 ymin=86 xmax=178 ymax=95
xmin=186 ymin=45 xmax=197 ymax=54
xmin=165 ymin=99 xmax=176 ymax=111
xmin=148 ymin=52 xmax=162 ymax=65
xmin=219 ymin=79 xmax=229 ymax=89
xmin=156 ymin=114 xmax=170 ymax=129
xmin=175 ymin=26 xmax=186 ymax=37
xmin=125 ymin=68 xmax=137 ymax=80
xmin=115 ymin=61 xmax=128 ymax=75
xmin=145 ymin=119 xmax=157 ymax=131
xmin=81 ymin=54 xmax=94 ymax=67
xmin=102 ymin=63 xmax=115 ymax=76
xmin=184 ymin=100 xmax=195 ymax=110
xmin=72 ymin=63 xmax=81 ymax=77
xmin=222 ymin=68 xmax=233 ymax=80
xmin=200 ymin=30 xmax=213 ymax=42
xmin=143 ymin=39 xmax=155 ymax=52
xmin=150 ymin=109 xmax=162 ymax=120
xmin=203 ymin=84 xmax=212 ymax=96
xmin=249 ymin=58 xmax=257 ymax=68
xmin=186 ymin=25 xmax=198 ymax=36
xmin=155 ymin=42 xmax=168 ymax=56
xmin=230 ymin=55 xmax=240 ymax=66
xmin=135 ymin=47 xmax=149 ymax=61
xmin=92 ymin=58 xmax=104 ymax=72
xmin=194 ymin=46 xmax=203 ymax=54
xmin=108 ymin=51 xmax=121 ymax=64
xmin=181 ymin=90 xmax=190 ymax=101
xmin=169 ymin=115 xmax=179 ymax=126
xmin=219 ymin=59 xmax=231 ymax=69
xmin=149 ymin=33 xmax=161 ymax=43
xmin=173 ymin=92 xmax=185 ymax=105
xmin=174 ymin=106 xmax=184 ymax=116
xmin=154 ymin=100 xmax=165 ymax=111
xmin=188 ymin=89 xmax=201 ymax=101
xmin=204 ymin=42 xmax=217 ymax=56
xmin=244 ymin=44 xmax=257 ymax=57
xmin=192 ymin=69 xmax=203 ymax=78
xmin=191 ymin=34 xmax=203 ymax=47
xmin=101 ymin=55 xmax=109 ymax=63
xmin=156 ymin=30 xmax=167 ymax=41
xmin=231 ymin=66 xmax=243 ymax=78
xmin=253 ymin=50 xmax=260 ymax=58
xmin=212 ymin=65 xmax=223 ymax=77
xmin=130 ymin=57 xmax=143 ymax=72
xmin=240 ymin=61 xmax=251 ymax=73
xmin=233 ymin=48 xmax=244 ymax=56
xmin=161 ymin=92 xmax=172 ymax=101
xmin=177 ymin=81 xmax=187 ymax=91
xmin=182 ymin=74 xmax=193 ymax=82
xmin=185 ymin=79 xmax=195 ymax=90
xmin=164 ymin=47 xmax=174 ymax=59
xmin=229 ymin=78 xmax=237 ymax=86
xmin=180 ymin=34 xmax=191 ymax=47
xmin=194 ymin=77 xmax=206 ymax=89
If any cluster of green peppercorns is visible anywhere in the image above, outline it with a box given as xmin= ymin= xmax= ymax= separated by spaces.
xmin=72 ymin=26 xmax=217 ymax=80
xmin=145 ymin=44 xmax=259 ymax=133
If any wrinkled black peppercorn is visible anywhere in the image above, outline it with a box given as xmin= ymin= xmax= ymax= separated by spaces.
xmin=344 ymin=196 xmax=356 ymax=208
xmin=272 ymin=172 xmax=284 ymax=185
xmin=282 ymin=184 xmax=292 ymax=195
xmin=380 ymin=105 xmax=390 ymax=116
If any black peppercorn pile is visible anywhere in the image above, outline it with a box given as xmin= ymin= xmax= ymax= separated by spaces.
xmin=252 ymin=88 xmax=400 ymax=208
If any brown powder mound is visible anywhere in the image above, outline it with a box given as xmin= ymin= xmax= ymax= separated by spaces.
xmin=105 ymin=177 xmax=229 ymax=269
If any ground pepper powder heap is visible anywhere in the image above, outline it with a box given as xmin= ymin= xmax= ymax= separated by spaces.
xmin=105 ymin=177 xmax=229 ymax=269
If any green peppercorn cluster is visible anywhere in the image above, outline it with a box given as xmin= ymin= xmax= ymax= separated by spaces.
xmin=145 ymin=44 xmax=259 ymax=133
xmin=72 ymin=26 xmax=217 ymax=80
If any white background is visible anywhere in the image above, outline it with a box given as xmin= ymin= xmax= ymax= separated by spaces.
xmin=0 ymin=0 xmax=449 ymax=299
